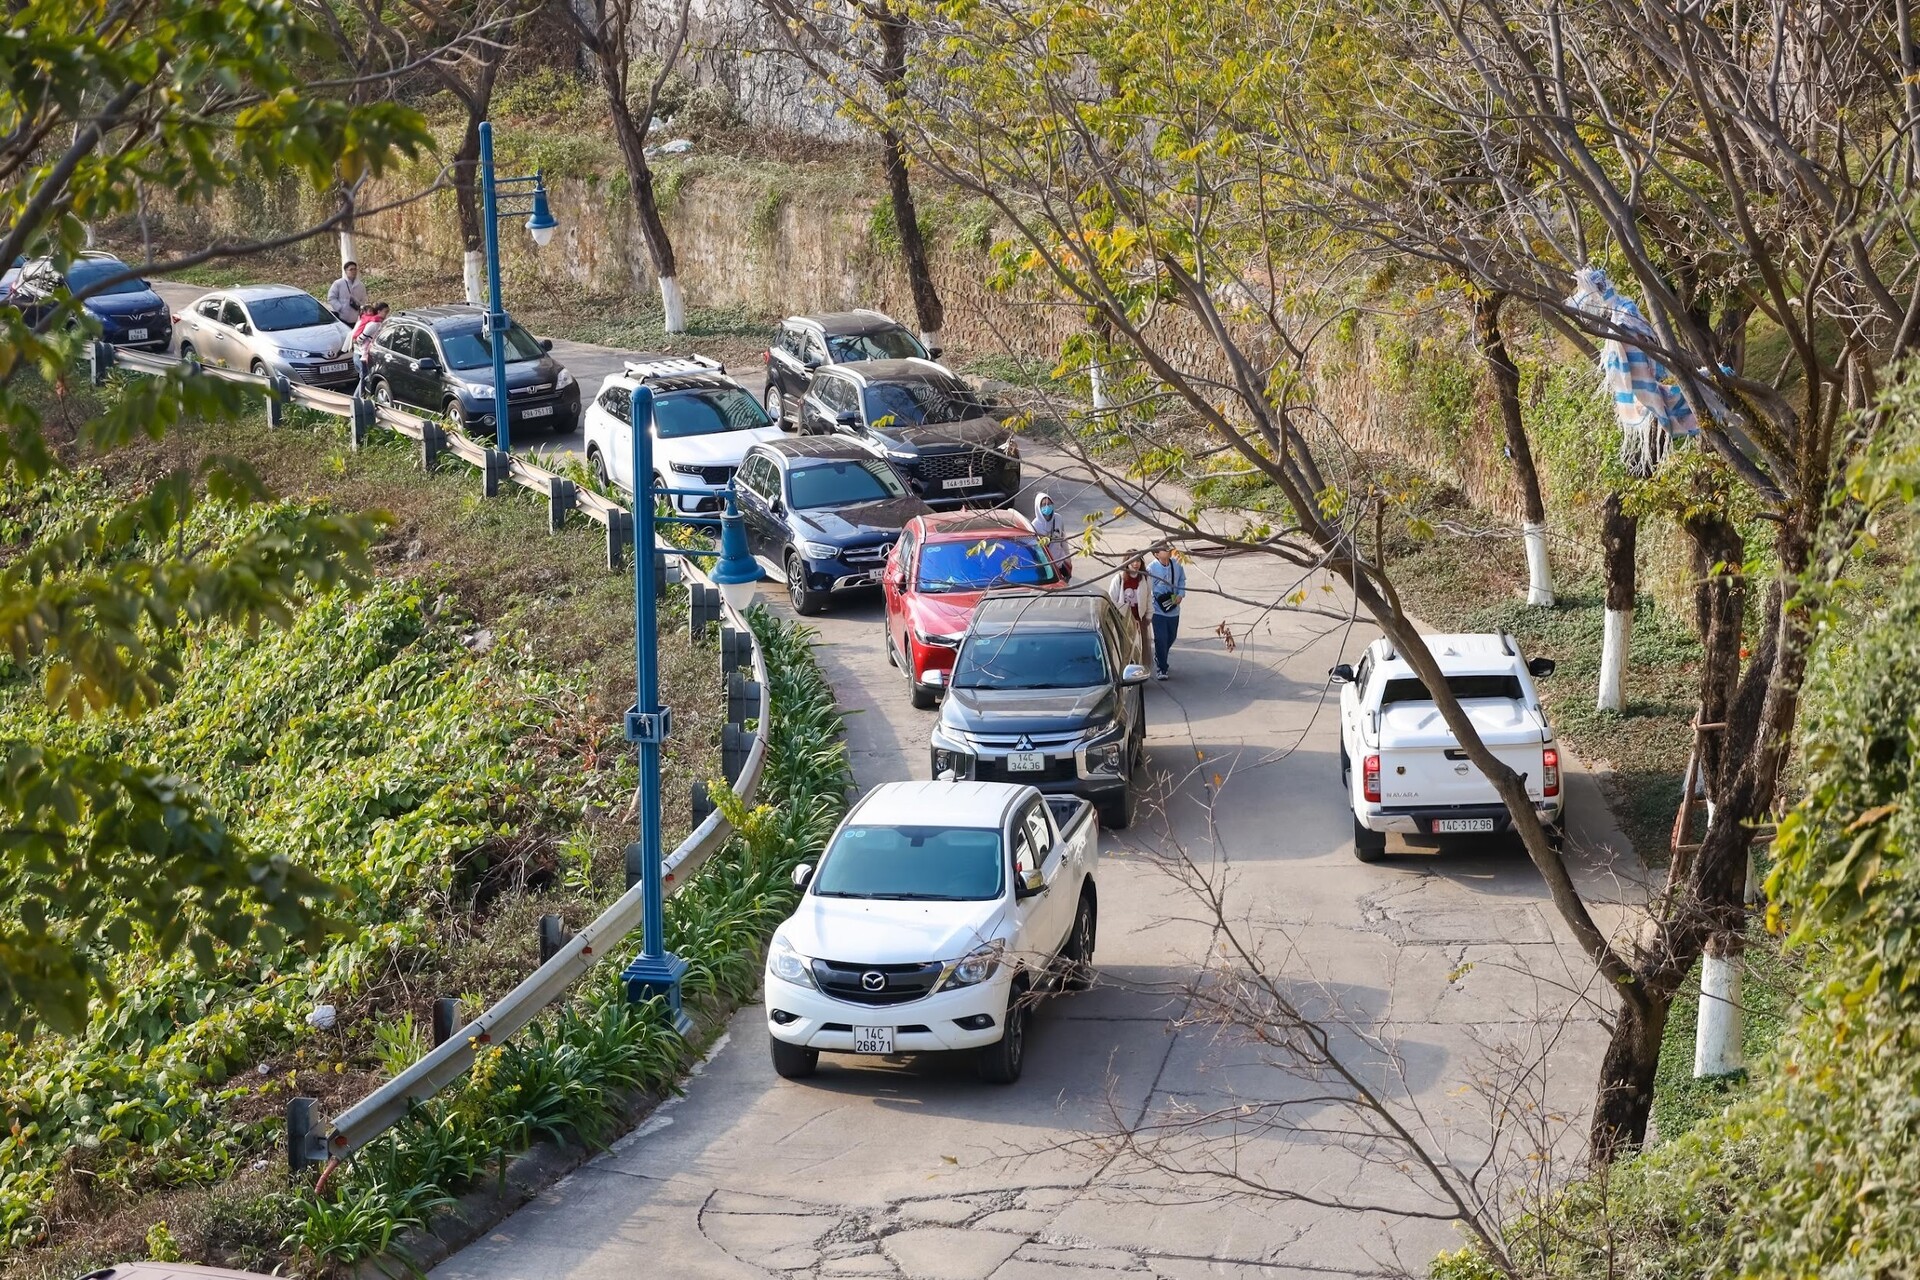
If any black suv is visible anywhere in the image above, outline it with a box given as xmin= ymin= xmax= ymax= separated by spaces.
xmin=734 ymin=437 xmax=933 ymax=615
xmin=928 ymin=591 xmax=1150 ymax=829
xmin=762 ymin=310 xmax=935 ymax=428
xmin=6 ymin=252 xmax=171 ymax=351
xmin=364 ymin=305 xmax=580 ymax=438
xmin=798 ymin=359 xmax=1021 ymax=508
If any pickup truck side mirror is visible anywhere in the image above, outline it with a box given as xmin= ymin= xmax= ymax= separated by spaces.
xmin=1015 ymin=867 xmax=1046 ymax=897
xmin=1527 ymin=657 xmax=1557 ymax=679
xmin=791 ymin=862 xmax=813 ymax=890
xmin=1120 ymin=663 xmax=1149 ymax=686
xmin=1329 ymin=663 xmax=1355 ymax=683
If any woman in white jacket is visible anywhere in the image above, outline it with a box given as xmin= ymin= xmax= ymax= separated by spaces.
xmin=1031 ymin=491 xmax=1073 ymax=582
xmin=1108 ymin=552 xmax=1152 ymax=658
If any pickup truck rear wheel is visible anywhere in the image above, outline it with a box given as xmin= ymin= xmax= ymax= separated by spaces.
xmin=769 ymin=1034 xmax=818 ymax=1080
xmin=1064 ymin=890 xmax=1097 ymax=991
xmin=1352 ymin=815 xmax=1387 ymax=863
xmin=977 ymin=976 xmax=1030 ymax=1084
xmin=1097 ymin=783 xmax=1135 ymax=831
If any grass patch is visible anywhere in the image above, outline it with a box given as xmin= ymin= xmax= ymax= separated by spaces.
xmin=1650 ymin=923 xmax=1801 ymax=1141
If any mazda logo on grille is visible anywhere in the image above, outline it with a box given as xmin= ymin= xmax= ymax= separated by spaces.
xmin=861 ymin=971 xmax=887 ymax=992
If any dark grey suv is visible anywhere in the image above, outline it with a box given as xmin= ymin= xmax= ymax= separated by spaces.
xmin=364 ymin=305 xmax=580 ymax=438
xmin=762 ymin=310 xmax=935 ymax=428
xmin=798 ymin=358 xmax=1021 ymax=509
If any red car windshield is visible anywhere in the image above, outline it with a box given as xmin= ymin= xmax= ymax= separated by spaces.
xmin=914 ymin=537 xmax=1058 ymax=593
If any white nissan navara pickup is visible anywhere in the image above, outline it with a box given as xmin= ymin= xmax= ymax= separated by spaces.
xmin=764 ymin=780 xmax=1099 ymax=1084
xmin=1331 ymin=633 xmax=1564 ymax=862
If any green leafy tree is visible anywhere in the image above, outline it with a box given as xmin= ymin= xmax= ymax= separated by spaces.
xmin=0 ymin=0 xmax=431 ymax=1036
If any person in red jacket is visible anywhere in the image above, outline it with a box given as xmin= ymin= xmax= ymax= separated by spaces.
xmin=348 ymin=302 xmax=389 ymax=392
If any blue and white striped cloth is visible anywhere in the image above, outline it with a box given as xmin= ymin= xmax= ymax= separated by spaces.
xmin=1567 ymin=267 xmax=1702 ymax=475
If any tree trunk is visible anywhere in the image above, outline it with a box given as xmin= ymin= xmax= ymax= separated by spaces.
xmin=1469 ymin=292 xmax=1551 ymax=605
xmin=1693 ymin=920 xmax=1744 ymax=1077
xmin=600 ymin=60 xmax=683 ymax=331
xmin=877 ymin=10 xmax=944 ymax=349
xmin=451 ymin=114 xmax=485 ymax=306
xmin=1589 ymin=994 xmax=1671 ymax=1162
xmin=1597 ymin=492 xmax=1637 ymax=712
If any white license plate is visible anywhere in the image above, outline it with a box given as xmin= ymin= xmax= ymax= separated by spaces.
xmin=1007 ymin=751 xmax=1046 ymax=772
xmin=852 ymin=1026 xmax=893 ymax=1054
xmin=942 ymin=475 xmax=984 ymax=490
xmin=1435 ymin=817 xmax=1498 ymax=834
xmin=520 ymin=404 xmax=554 ymax=418
xmin=317 ymin=361 xmax=350 ymax=375
xmin=127 ymin=327 xmax=148 ymax=341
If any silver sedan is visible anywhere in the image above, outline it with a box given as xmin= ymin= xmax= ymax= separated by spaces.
xmin=171 ymin=285 xmax=357 ymax=388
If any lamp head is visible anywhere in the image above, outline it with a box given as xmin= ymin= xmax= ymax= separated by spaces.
xmin=527 ymin=178 xmax=558 ymax=248
xmin=710 ymin=505 xmax=761 ymax=611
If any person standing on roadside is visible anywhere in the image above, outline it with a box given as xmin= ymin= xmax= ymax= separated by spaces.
xmin=327 ymin=261 xmax=367 ymax=327
xmin=1108 ymin=552 xmax=1152 ymax=661
xmin=348 ymin=302 xmax=388 ymax=391
xmin=1031 ymin=491 xmax=1073 ymax=582
xmin=1145 ymin=543 xmax=1186 ymax=680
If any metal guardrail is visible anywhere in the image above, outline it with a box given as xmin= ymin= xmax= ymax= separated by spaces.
xmin=88 ymin=341 xmax=774 ymax=1167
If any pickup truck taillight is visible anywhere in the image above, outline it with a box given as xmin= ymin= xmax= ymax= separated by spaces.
xmin=1542 ymin=748 xmax=1561 ymax=797
xmin=1362 ymin=754 xmax=1381 ymax=803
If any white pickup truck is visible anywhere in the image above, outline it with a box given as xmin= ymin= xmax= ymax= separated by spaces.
xmin=1331 ymin=633 xmax=1564 ymax=862
xmin=763 ymin=780 xmax=1099 ymax=1084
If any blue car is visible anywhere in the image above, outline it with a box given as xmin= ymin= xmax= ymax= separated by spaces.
xmin=734 ymin=437 xmax=934 ymax=615
xmin=7 ymin=252 xmax=172 ymax=351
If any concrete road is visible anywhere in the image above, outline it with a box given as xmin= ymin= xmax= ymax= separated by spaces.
xmin=421 ymin=422 xmax=1645 ymax=1277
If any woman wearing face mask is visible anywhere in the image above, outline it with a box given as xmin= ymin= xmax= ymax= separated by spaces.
xmin=1108 ymin=552 xmax=1152 ymax=658
xmin=1031 ymin=491 xmax=1072 ymax=582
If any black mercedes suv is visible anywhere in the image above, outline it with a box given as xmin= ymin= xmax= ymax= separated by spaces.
xmin=734 ymin=437 xmax=933 ymax=615
xmin=364 ymin=305 xmax=580 ymax=439
xmin=761 ymin=310 xmax=935 ymax=428
xmin=796 ymin=358 xmax=1021 ymax=509
xmin=927 ymin=591 xmax=1150 ymax=829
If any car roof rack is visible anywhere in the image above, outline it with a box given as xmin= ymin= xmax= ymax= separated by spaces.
xmin=622 ymin=353 xmax=726 ymax=382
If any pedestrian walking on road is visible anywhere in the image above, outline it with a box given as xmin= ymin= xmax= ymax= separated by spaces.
xmin=327 ymin=261 xmax=367 ymax=327
xmin=348 ymin=302 xmax=388 ymax=392
xmin=1031 ymin=491 xmax=1073 ymax=582
xmin=1108 ymin=552 xmax=1152 ymax=661
xmin=1145 ymin=543 xmax=1186 ymax=679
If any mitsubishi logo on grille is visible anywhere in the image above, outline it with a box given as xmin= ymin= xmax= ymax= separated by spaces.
xmin=861 ymin=971 xmax=887 ymax=992
xmin=1016 ymin=734 xmax=1035 ymax=751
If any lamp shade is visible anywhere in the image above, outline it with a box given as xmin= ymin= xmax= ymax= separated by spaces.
xmin=526 ymin=180 xmax=558 ymax=248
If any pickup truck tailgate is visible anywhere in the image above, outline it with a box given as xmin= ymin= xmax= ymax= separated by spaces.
xmin=1378 ymin=701 xmax=1550 ymax=806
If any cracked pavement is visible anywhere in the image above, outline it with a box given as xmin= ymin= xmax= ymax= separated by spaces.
xmin=433 ymin=447 xmax=1646 ymax=1280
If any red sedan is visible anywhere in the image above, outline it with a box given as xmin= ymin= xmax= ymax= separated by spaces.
xmin=884 ymin=511 xmax=1067 ymax=708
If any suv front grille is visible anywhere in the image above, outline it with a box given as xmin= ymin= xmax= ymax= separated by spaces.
xmin=842 ymin=542 xmax=894 ymax=566
xmin=509 ymin=383 xmax=554 ymax=399
xmin=909 ymin=449 xmax=985 ymax=483
xmin=810 ymin=959 xmax=943 ymax=1006
xmin=696 ymin=464 xmax=734 ymax=485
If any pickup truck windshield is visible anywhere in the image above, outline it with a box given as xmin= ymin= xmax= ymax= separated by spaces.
xmin=915 ymin=538 xmax=1058 ymax=592
xmin=953 ymin=629 xmax=1106 ymax=690
xmin=1380 ymin=674 xmax=1524 ymax=706
xmin=813 ymin=825 xmax=1005 ymax=901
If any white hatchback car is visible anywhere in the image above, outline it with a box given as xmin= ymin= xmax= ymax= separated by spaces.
xmin=583 ymin=355 xmax=787 ymax=518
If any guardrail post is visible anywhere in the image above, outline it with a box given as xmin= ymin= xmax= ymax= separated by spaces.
xmin=606 ymin=508 xmax=632 ymax=571
xmin=287 ymin=1097 xmax=328 ymax=1172
xmin=432 ymin=997 xmax=459 ymax=1048
xmin=482 ymin=448 xmax=508 ymax=497
xmin=718 ymin=622 xmax=752 ymax=676
xmin=421 ymin=420 xmax=448 ymax=472
xmin=687 ymin=583 xmax=720 ymax=639
xmin=350 ymin=394 xmax=374 ymax=451
xmin=538 ymin=914 xmax=570 ymax=963
xmin=726 ymin=671 xmax=762 ymax=726
xmin=690 ymin=780 xmax=715 ymax=828
xmin=88 ymin=340 xmax=116 ymax=386
xmin=624 ymin=838 xmax=646 ymax=891
xmin=266 ymin=373 xmax=291 ymax=429
xmin=721 ymin=724 xmax=750 ymax=784
xmin=548 ymin=475 xmax=576 ymax=533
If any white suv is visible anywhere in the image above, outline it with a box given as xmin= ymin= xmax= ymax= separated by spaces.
xmin=583 ymin=355 xmax=786 ymax=517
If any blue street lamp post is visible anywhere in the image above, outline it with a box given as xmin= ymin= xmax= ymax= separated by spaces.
xmin=620 ymin=383 xmax=761 ymax=1034
xmin=477 ymin=120 xmax=557 ymax=455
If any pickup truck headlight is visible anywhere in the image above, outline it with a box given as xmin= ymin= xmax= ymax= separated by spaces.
xmin=767 ymin=936 xmax=817 ymax=989
xmin=936 ymin=942 xmax=1004 ymax=992
xmin=932 ymin=745 xmax=973 ymax=779
xmin=797 ymin=541 xmax=841 ymax=560
xmin=1080 ymin=722 xmax=1127 ymax=774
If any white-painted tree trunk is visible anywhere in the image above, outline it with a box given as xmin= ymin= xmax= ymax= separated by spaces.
xmin=1090 ymin=360 xmax=1110 ymax=411
xmin=1523 ymin=521 xmax=1554 ymax=606
xmin=338 ymin=229 xmax=358 ymax=266
xmin=462 ymin=251 xmax=484 ymax=307
xmin=920 ymin=329 xmax=942 ymax=358
xmin=1597 ymin=606 xmax=1632 ymax=712
xmin=1694 ymin=946 xmax=1745 ymax=1077
xmin=659 ymin=276 xmax=686 ymax=333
